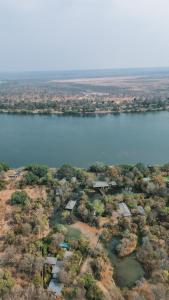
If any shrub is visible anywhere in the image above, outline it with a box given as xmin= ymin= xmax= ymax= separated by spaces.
xmin=0 ymin=162 xmax=10 ymax=172
xmin=89 ymin=162 xmax=107 ymax=173
xmin=11 ymin=191 xmax=28 ymax=206
xmin=26 ymin=164 xmax=48 ymax=178
xmin=57 ymin=164 xmax=76 ymax=180
xmin=23 ymin=172 xmax=39 ymax=185
xmin=0 ymin=269 xmax=15 ymax=297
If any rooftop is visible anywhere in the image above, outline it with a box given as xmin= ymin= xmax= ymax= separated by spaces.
xmin=118 ymin=202 xmax=131 ymax=217
xmin=48 ymin=279 xmax=64 ymax=296
xmin=137 ymin=206 xmax=145 ymax=215
xmin=54 ymin=188 xmax=63 ymax=196
xmin=46 ymin=257 xmax=57 ymax=265
xmin=52 ymin=261 xmax=64 ymax=275
xmin=109 ymin=181 xmax=117 ymax=187
xmin=59 ymin=242 xmax=70 ymax=249
xmin=65 ymin=200 xmax=77 ymax=210
xmin=92 ymin=181 xmax=109 ymax=188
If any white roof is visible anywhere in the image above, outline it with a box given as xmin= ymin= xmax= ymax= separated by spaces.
xmin=143 ymin=177 xmax=150 ymax=182
xmin=46 ymin=257 xmax=57 ymax=265
xmin=52 ymin=261 xmax=64 ymax=274
xmin=93 ymin=181 xmax=109 ymax=188
xmin=109 ymin=181 xmax=117 ymax=186
xmin=65 ymin=200 xmax=77 ymax=210
xmin=48 ymin=279 xmax=64 ymax=295
xmin=118 ymin=202 xmax=131 ymax=217
xmin=137 ymin=206 xmax=145 ymax=215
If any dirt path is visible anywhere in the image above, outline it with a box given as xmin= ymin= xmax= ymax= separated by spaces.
xmin=71 ymin=221 xmax=101 ymax=248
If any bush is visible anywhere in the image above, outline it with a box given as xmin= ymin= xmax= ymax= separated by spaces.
xmin=0 ymin=180 xmax=6 ymax=190
xmin=89 ymin=162 xmax=107 ymax=173
xmin=0 ymin=162 xmax=9 ymax=172
xmin=11 ymin=191 xmax=28 ymax=206
xmin=57 ymin=164 xmax=76 ymax=180
xmin=26 ymin=164 xmax=48 ymax=178
xmin=23 ymin=172 xmax=39 ymax=185
xmin=0 ymin=269 xmax=15 ymax=297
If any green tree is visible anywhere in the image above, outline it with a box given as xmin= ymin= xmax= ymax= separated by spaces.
xmin=57 ymin=164 xmax=76 ymax=180
xmin=89 ymin=162 xmax=107 ymax=173
xmin=11 ymin=191 xmax=28 ymax=206
xmin=0 ymin=269 xmax=15 ymax=297
xmin=93 ymin=200 xmax=104 ymax=216
xmin=26 ymin=164 xmax=48 ymax=178
xmin=23 ymin=172 xmax=39 ymax=185
xmin=0 ymin=162 xmax=10 ymax=172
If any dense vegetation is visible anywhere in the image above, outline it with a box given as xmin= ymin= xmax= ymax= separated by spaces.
xmin=0 ymin=162 xmax=169 ymax=299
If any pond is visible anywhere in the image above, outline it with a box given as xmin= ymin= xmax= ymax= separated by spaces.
xmin=106 ymin=237 xmax=145 ymax=288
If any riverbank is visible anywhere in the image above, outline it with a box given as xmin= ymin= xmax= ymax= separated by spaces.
xmin=0 ymin=106 xmax=168 ymax=115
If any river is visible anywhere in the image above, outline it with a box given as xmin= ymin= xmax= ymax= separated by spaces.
xmin=0 ymin=111 xmax=169 ymax=167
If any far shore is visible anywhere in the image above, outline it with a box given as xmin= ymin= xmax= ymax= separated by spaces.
xmin=0 ymin=107 xmax=168 ymax=116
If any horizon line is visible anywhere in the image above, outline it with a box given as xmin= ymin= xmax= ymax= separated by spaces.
xmin=1 ymin=65 xmax=169 ymax=75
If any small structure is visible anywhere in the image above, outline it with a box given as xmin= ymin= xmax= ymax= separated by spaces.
xmin=46 ymin=257 xmax=57 ymax=265
xmin=48 ymin=279 xmax=64 ymax=296
xmin=92 ymin=181 xmax=109 ymax=189
xmin=52 ymin=261 xmax=64 ymax=278
xmin=122 ymin=187 xmax=133 ymax=194
xmin=71 ymin=177 xmax=77 ymax=183
xmin=59 ymin=242 xmax=70 ymax=250
xmin=137 ymin=206 xmax=145 ymax=215
xmin=65 ymin=200 xmax=77 ymax=211
xmin=109 ymin=181 xmax=117 ymax=187
xmin=9 ymin=173 xmax=20 ymax=179
xmin=142 ymin=177 xmax=150 ymax=183
xmin=118 ymin=202 xmax=131 ymax=217
xmin=54 ymin=188 xmax=63 ymax=197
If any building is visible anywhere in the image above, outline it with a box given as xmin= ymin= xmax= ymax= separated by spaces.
xmin=45 ymin=257 xmax=57 ymax=265
xmin=52 ymin=261 xmax=64 ymax=278
xmin=92 ymin=181 xmax=109 ymax=189
xmin=59 ymin=242 xmax=70 ymax=250
xmin=48 ymin=279 xmax=64 ymax=296
xmin=65 ymin=200 xmax=77 ymax=210
xmin=109 ymin=181 xmax=117 ymax=187
xmin=54 ymin=188 xmax=63 ymax=197
xmin=142 ymin=177 xmax=150 ymax=183
xmin=118 ymin=202 xmax=131 ymax=217
xmin=137 ymin=206 xmax=145 ymax=215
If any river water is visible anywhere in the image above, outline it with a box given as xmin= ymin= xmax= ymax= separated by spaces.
xmin=0 ymin=111 xmax=169 ymax=167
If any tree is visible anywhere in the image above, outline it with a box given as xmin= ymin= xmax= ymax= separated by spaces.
xmin=11 ymin=191 xmax=28 ymax=206
xmin=23 ymin=172 xmax=39 ymax=185
xmin=89 ymin=162 xmax=107 ymax=173
xmin=26 ymin=164 xmax=48 ymax=178
xmin=57 ymin=164 xmax=76 ymax=180
xmin=33 ymin=272 xmax=42 ymax=287
xmin=106 ymin=165 xmax=121 ymax=179
xmin=93 ymin=200 xmax=104 ymax=216
xmin=0 ymin=270 xmax=15 ymax=297
xmin=49 ymin=233 xmax=64 ymax=253
xmin=0 ymin=180 xmax=6 ymax=190
xmin=0 ymin=162 xmax=9 ymax=172
xmin=21 ymin=223 xmax=32 ymax=236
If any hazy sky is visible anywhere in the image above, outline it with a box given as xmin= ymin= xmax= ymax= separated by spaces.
xmin=0 ymin=0 xmax=169 ymax=72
